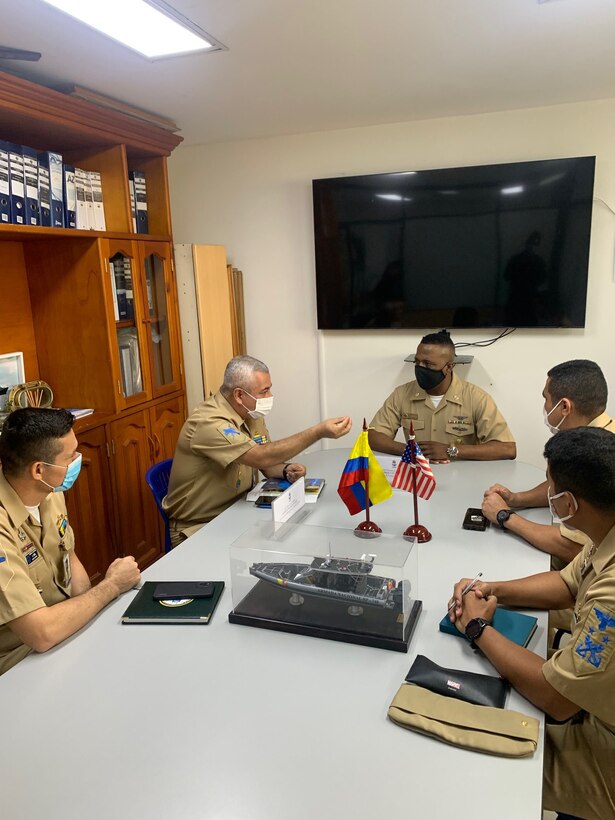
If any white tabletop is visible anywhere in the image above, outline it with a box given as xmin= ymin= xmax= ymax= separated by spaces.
xmin=0 ymin=452 xmax=551 ymax=820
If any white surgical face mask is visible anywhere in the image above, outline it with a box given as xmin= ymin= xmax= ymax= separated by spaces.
xmin=547 ymin=486 xmax=578 ymax=524
xmin=244 ymin=391 xmax=274 ymax=419
xmin=543 ymin=399 xmax=565 ymax=435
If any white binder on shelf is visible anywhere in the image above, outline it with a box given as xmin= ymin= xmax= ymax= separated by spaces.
xmin=0 ymin=140 xmax=10 ymax=223
xmin=74 ymin=167 xmax=89 ymax=229
xmin=89 ymin=170 xmax=106 ymax=231
xmin=8 ymin=144 xmax=25 ymax=225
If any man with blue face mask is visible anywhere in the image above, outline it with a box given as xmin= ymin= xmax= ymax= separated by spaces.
xmin=164 ymin=355 xmax=352 ymax=547
xmin=0 ymin=408 xmax=140 ymax=675
xmin=483 ymin=360 xmax=614 ymax=566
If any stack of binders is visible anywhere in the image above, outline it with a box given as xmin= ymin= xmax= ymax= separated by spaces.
xmin=0 ymin=137 xmax=108 ymax=231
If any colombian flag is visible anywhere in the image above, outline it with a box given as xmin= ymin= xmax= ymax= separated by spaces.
xmin=337 ymin=430 xmax=393 ymax=515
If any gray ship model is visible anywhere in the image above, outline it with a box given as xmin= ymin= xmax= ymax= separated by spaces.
xmin=249 ymin=554 xmax=403 ymax=609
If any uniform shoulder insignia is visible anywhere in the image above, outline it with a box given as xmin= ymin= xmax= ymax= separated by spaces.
xmin=219 ymin=424 xmax=243 ymax=443
xmin=574 ymin=604 xmax=615 ymax=671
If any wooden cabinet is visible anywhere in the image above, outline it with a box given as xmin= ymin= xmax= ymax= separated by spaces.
xmin=65 ymin=425 xmax=116 ymax=584
xmin=0 ymin=70 xmax=187 ymax=577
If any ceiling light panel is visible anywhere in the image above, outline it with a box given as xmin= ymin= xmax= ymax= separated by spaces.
xmin=41 ymin=0 xmax=226 ymax=59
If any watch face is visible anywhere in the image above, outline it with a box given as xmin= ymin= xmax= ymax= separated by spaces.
xmin=497 ymin=509 xmax=510 ymax=526
xmin=465 ymin=619 xmax=482 ymax=641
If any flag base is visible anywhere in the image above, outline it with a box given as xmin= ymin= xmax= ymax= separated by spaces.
xmin=403 ymin=523 xmax=432 ymax=543
xmin=354 ymin=520 xmax=382 ymax=538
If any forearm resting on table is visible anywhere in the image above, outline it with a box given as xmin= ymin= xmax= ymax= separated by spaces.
xmin=457 ymin=440 xmax=516 ymax=461
xmin=510 ymin=480 xmax=549 ymax=509
xmin=474 ymin=629 xmax=579 ymax=721
xmin=490 ymin=572 xmax=574 ymax=610
xmin=367 ymin=430 xmax=406 ymax=456
xmin=8 ymin=578 xmax=123 ymax=653
xmin=504 ymin=515 xmax=582 ymax=563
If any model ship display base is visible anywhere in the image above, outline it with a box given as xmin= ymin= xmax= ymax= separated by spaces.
xmin=229 ymin=581 xmax=422 ymax=652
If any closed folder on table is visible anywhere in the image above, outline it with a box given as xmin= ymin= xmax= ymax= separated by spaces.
xmin=121 ymin=581 xmax=225 ymax=624
xmin=439 ymin=608 xmax=537 ymax=648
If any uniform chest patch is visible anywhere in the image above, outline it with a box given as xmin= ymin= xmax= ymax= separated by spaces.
xmin=21 ymin=541 xmax=34 ymax=554
xmin=574 ymin=605 xmax=615 ymax=670
xmin=252 ymin=434 xmax=269 ymax=445
xmin=25 ymin=549 xmax=40 ymax=565
xmin=57 ymin=515 xmax=68 ymax=538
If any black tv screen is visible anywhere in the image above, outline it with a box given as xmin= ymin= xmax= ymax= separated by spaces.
xmin=313 ymin=156 xmax=595 ymax=329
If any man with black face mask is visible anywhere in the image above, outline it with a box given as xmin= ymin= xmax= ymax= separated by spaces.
xmin=368 ymin=330 xmax=516 ymax=463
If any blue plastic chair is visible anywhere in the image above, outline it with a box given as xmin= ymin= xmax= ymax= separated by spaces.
xmin=145 ymin=459 xmax=173 ymax=552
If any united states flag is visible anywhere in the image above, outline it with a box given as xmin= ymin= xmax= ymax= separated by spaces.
xmin=391 ymin=436 xmax=436 ymax=500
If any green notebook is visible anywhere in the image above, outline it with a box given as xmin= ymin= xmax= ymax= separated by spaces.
xmin=439 ymin=608 xmax=538 ymax=648
xmin=121 ymin=581 xmax=225 ymax=624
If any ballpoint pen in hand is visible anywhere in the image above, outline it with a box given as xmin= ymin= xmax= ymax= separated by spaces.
xmin=447 ymin=572 xmax=483 ymax=614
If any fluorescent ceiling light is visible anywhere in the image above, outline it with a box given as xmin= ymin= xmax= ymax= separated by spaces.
xmin=41 ymin=0 xmax=226 ymax=59
xmin=501 ymin=186 xmax=524 ymax=195
xmin=377 ymin=194 xmax=404 ymax=201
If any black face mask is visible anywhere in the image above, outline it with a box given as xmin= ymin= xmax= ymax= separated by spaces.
xmin=415 ymin=365 xmax=446 ymax=391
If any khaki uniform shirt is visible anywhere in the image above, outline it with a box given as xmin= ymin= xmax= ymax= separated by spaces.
xmin=370 ymin=372 xmax=515 ymax=446
xmin=163 ymin=392 xmax=269 ymax=536
xmin=0 ymin=471 xmax=74 ymax=676
xmin=542 ymin=525 xmax=615 ymax=818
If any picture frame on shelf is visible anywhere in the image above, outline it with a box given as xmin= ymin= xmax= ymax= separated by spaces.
xmin=0 ymin=351 xmax=25 ymax=413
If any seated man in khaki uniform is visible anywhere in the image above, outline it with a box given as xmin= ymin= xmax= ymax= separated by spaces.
xmin=163 ymin=355 xmax=352 ymax=546
xmin=449 ymin=427 xmax=615 ymax=820
xmin=368 ymin=330 xmax=515 ymax=462
xmin=483 ymin=360 xmax=614 ymax=566
xmin=0 ymin=408 xmax=140 ymax=676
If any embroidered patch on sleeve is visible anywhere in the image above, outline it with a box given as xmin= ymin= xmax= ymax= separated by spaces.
xmin=0 ymin=546 xmax=15 ymax=592
xmin=218 ymin=424 xmax=243 ymax=444
xmin=573 ymin=604 xmax=615 ymax=672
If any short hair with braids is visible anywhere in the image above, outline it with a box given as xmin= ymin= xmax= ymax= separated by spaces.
xmin=420 ymin=329 xmax=455 ymax=357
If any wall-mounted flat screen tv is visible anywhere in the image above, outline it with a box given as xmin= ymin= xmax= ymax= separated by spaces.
xmin=313 ymin=156 xmax=595 ymax=329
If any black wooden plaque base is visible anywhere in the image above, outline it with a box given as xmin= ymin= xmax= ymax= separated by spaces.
xmin=228 ymin=579 xmax=422 ymax=652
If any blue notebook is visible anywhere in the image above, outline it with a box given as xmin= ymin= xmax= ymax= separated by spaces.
xmin=439 ymin=608 xmax=538 ymax=648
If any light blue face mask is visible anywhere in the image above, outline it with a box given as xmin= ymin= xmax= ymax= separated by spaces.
xmin=40 ymin=453 xmax=82 ymax=493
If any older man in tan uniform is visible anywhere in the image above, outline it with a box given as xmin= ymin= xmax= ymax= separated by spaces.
xmin=0 ymin=408 xmax=139 ymax=675
xmin=368 ymin=330 xmax=515 ymax=462
xmin=163 ymin=355 xmax=352 ymax=546
xmin=450 ymin=427 xmax=615 ymax=820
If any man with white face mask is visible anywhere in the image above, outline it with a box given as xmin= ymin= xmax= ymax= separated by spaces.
xmin=483 ymin=360 xmax=613 ymax=564
xmin=450 ymin=427 xmax=615 ymax=820
xmin=164 ymin=355 xmax=352 ymax=546
xmin=0 ymin=408 xmax=140 ymax=675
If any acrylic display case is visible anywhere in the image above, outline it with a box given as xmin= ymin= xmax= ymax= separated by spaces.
xmin=228 ymin=521 xmax=421 ymax=652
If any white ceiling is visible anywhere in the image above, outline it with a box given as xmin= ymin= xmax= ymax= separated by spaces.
xmin=2 ymin=0 xmax=615 ymax=146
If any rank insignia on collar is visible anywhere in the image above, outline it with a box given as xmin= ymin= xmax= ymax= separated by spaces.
xmin=57 ymin=515 xmax=67 ymax=538
xmin=18 ymin=528 xmax=27 ymax=542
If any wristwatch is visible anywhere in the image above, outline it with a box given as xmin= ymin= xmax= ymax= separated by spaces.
xmin=282 ymin=464 xmax=291 ymax=482
xmin=496 ymin=508 xmax=516 ymax=529
xmin=465 ymin=617 xmax=491 ymax=648
xmin=446 ymin=445 xmax=459 ymax=459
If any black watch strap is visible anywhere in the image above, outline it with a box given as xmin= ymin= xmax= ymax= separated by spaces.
xmin=465 ymin=617 xmax=490 ymax=648
xmin=282 ymin=464 xmax=291 ymax=482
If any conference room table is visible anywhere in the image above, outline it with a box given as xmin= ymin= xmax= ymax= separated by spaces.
xmin=0 ymin=451 xmax=553 ymax=820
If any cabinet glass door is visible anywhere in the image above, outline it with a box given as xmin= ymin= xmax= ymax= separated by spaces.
xmin=107 ymin=243 xmax=150 ymax=407
xmin=141 ymin=244 xmax=181 ymax=396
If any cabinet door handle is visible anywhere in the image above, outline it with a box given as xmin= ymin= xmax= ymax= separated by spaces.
xmin=153 ymin=434 xmax=161 ymax=457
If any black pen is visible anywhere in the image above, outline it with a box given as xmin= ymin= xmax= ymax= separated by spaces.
xmin=447 ymin=572 xmax=483 ymax=614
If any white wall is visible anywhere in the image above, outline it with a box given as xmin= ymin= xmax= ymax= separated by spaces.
xmin=169 ymin=99 xmax=615 ymax=469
